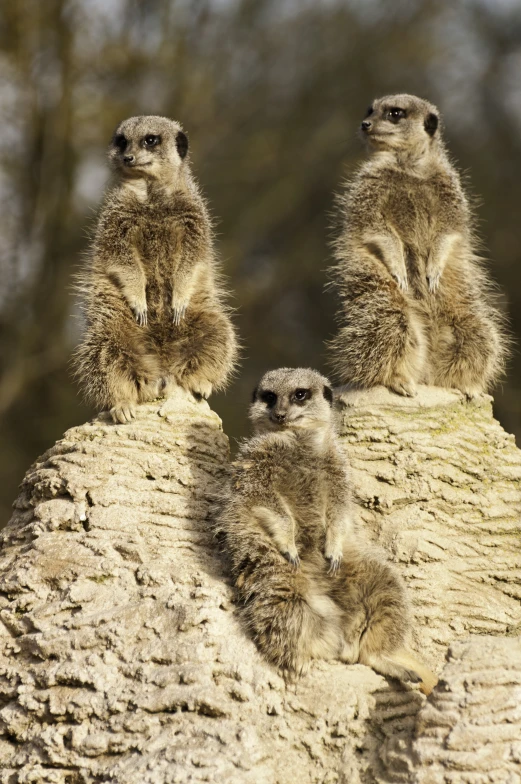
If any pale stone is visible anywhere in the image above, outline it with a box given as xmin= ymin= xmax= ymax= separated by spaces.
xmin=0 ymin=386 xmax=519 ymax=783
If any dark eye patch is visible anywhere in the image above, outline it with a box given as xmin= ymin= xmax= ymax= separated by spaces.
xmin=366 ymin=106 xmax=374 ymax=117
xmin=114 ymin=134 xmax=127 ymax=151
xmin=292 ymin=388 xmax=311 ymax=405
xmin=260 ymin=390 xmax=277 ymax=408
xmin=176 ymin=130 xmax=189 ymax=159
xmin=387 ymin=107 xmax=407 ymax=123
xmin=142 ymin=134 xmax=161 ymax=148
xmin=323 ymin=386 xmax=333 ymax=405
xmin=424 ymin=112 xmax=439 ymax=137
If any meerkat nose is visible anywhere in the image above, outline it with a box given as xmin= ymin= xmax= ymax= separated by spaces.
xmin=124 ymin=154 xmax=135 ymax=164
xmin=274 ymin=412 xmax=286 ymax=423
xmin=361 ymin=120 xmax=372 ymax=131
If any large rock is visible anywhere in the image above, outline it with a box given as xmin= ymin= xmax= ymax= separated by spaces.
xmin=0 ymin=385 xmax=519 ymax=783
xmin=338 ymin=386 xmax=521 ymax=667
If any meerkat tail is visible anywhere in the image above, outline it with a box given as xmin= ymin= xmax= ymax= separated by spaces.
xmin=390 ymin=648 xmax=438 ymax=696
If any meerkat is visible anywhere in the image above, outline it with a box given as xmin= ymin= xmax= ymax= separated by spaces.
xmin=73 ymin=115 xmax=238 ymax=423
xmin=328 ymin=94 xmax=508 ymax=398
xmin=218 ymin=367 xmax=436 ymax=694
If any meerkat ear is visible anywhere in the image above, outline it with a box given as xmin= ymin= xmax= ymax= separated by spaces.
xmin=176 ymin=131 xmax=189 ymax=159
xmin=323 ymin=386 xmax=333 ymax=405
xmin=424 ymin=113 xmax=439 ymax=137
xmin=251 ymin=386 xmax=258 ymax=403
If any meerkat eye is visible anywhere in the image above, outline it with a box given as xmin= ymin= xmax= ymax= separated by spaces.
xmin=366 ymin=106 xmax=374 ymax=117
xmin=387 ymin=108 xmax=406 ymax=123
xmin=293 ymin=388 xmax=311 ymax=404
xmin=260 ymin=391 xmax=277 ymax=408
xmin=114 ymin=134 xmax=127 ymax=151
xmin=143 ymin=134 xmax=161 ymax=148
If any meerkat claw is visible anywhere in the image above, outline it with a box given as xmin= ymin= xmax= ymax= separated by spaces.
xmin=132 ymin=306 xmax=148 ymax=326
xmin=461 ymin=388 xmax=481 ymax=401
xmin=172 ymin=305 xmax=187 ymax=325
xmin=326 ymin=555 xmax=342 ymax=575
xmin=189 ymin=379 xmax=213 ymax=400
xmin=426 ymin=272 xmax=441 ymax=292
xmin=389 ymin=376 xmax=417 ymax=398
xmin=283 ymin=551 xmax=300 ymax=569
xmin=110 ymin=403 xmax=136 ymax=424
xmin=404 ymin=669 xmax=422 ymax=683
xmin=393 ymin=273 xmax=408 ymax=292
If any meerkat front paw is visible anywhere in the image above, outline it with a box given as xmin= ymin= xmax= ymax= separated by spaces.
xmin=283 ymin=549 xmax=300 ymax=570
xmin=110 ymin=402 xmax=136 ymax=424
xmin=392 ymin=272 xmax=408 ymax=292
xmin=188 ymin=379 xmax=213 ymax=400
xmin=388 ymin=374 xmax=417 ymax=397
xmin=325 ymin=553 xmax=342 ymax=575
xmin=172 ymin=298 xmax=189 ymax=326
xmin=130 ymin=301 xmax=148 ymax=326
xmin=426 ymin=268 xmax=442 ymax=292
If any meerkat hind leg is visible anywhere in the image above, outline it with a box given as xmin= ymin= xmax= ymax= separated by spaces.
xmin=361 ymin=651 xmax=422 ymax=685
xmin=434 ymin=319 xmax=492 ymax=399
xmin=387 ymin=311 xmax=426 ymax=397
xmin=338 ymin=606 xmax=367 ymax=664
xmin=107 ymin=351 xmax=160 ymax=424
xmin=106 ymin=369 xmax=139 ymax=424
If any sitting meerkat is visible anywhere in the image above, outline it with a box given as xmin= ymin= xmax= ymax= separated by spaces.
xmin=74 ymin=115 xmax=238 ymax=423
xmin=218 ymin=367 xmax=436 ymax=693
xmin=328 ymin=94 xmax=508 ymax=398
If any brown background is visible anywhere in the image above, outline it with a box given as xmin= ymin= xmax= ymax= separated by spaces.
xmin=1 ymin=0 xmax=520 ymax=525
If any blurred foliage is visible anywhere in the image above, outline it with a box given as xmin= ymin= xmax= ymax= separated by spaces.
xmin=0 ymin=0 xmax=520 ymax=524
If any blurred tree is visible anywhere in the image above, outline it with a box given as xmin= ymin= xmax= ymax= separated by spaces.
xmin=0 ymin=0 xmax=520 ymax=524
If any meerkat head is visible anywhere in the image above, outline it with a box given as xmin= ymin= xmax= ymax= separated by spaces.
xmin=360 ymin=94 xmax=441 ymax=160
xmin=108 ymin=115 xmax=189 ymax=185
xmin=249 ymin=367 xmax=334 ymax=437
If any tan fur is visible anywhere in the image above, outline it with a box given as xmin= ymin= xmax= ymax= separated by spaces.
xmin=218 ymin=368 xmax=436 ymax=691
xmin=73 ymin=115 xmax=238 ymax=422
xmin=328 ymin=94 xmax=508 ymax=398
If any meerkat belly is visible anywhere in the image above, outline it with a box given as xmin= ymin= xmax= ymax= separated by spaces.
xmin=138 ymin=220 xmax=177 ymax=321
xmin=383 ymin=179 xmax=445 ymax=299
xmin=280 ymin=472 xmax=326 ymax=554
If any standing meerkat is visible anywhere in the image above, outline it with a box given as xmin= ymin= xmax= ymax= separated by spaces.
xmin=218 ymin=367 xmax=436 ymax=693
xmin=74 ymin=115 xmax=238 ymax=423
xmin=328 ymin=94 xmax=508 ymax=398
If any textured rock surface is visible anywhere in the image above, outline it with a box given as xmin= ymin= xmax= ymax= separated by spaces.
xmin=338 ymin=385 xmax=521 ymax=668
xmin=384 ymin=635 xmax=521 ymax=784
xmin=0 ymin=385 xmax=519 ymax=783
